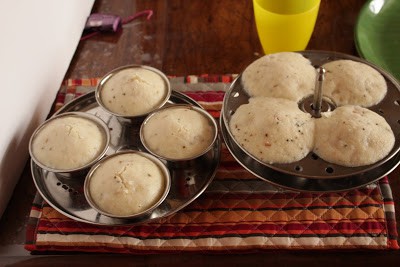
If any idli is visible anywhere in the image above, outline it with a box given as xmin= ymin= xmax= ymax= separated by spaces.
xmin=229 ymin=97 xmax=315 ymax=164
xmin=314 ymin=105 xmax=394 ymax=167
xmin=322 ymin=60 xmax=387 ymax=107
xmin=242 ymin=52 xmax=316 ymax=102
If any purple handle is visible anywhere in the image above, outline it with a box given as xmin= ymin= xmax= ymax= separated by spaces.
xmin=84 ymin=13 xmax=121 ymax=32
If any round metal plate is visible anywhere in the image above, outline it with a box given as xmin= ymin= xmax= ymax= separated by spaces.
xmin=31 ymin=91 xmax=221 ymax=225
xmin=222 ymin=50 xmax=400 ymax=190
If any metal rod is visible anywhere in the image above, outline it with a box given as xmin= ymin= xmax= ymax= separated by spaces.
xmin=312 ymin=67 xmax=325 ymax=118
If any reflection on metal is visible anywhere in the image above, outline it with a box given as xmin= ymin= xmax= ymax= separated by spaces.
xmin=369 ymin=0 xmax=384 ymax=14
xmin=312 ymin=67 xmax=325 ymax=118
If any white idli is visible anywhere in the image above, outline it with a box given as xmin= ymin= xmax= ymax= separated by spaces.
xmin=31 ymin=115 xmax=106 ymax=170
xmin=100 ymin=67 xmax=168 ymax=116
xmin=141 ymin=106 xmax=216 ymax=160
xmin=241 ymin=52 xmax=316 ymax=102
xmin=229 ymin=97 xmax=315 ymax=164
xmin=321 ymin=60 xmax=387 ymax=107
xmin=314 ymin=105 xmax=394 ymax=167
xmin=88 ymin=153 xmax=166 ymax=216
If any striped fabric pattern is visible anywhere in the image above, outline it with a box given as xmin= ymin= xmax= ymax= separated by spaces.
xmin=25 ymin=76 xmax=399 ymax=253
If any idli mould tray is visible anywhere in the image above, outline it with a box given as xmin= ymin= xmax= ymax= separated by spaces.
xmin=221 ymin=50 xmax=400 ymax=192
xmin=31 ymin=91 xmax=221 ymax=225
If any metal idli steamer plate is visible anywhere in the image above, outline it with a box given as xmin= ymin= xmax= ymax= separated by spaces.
xmin=31 ymin=91 xmax=221 ymax=225
xmin=222 ymin=50 xmax=400 ymax=192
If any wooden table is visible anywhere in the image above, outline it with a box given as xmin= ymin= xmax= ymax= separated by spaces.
xmin=2 ymin=0 xmax=400 ymax=265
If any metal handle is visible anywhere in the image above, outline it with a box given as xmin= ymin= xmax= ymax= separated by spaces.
xmin=312 ymin=67 xmax=326 ymax=118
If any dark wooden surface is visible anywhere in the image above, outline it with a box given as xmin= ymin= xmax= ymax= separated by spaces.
xmin=66 ymin=0 xmax=364 ymax=78
xmin=2 ymin=0 xmax=400 ymax=266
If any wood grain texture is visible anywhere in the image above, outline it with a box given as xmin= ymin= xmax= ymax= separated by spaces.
xmin=66 ymin=0 xmax=366 ymax=78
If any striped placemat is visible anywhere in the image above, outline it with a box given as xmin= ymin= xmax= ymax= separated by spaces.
xmin=25 ymin=76 xmax=399 ymax=253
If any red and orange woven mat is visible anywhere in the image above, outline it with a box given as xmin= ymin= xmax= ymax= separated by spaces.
xmin=25 ymin=76 xmax=399 ymax=253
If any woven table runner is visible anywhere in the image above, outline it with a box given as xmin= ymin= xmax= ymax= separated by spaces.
xmin=25 ymin=75 xmax=399 ymax=253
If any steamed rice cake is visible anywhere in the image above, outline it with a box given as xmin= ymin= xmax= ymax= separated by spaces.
xmin=321 ymin=60 xmax=387 ymax=107
xmin=31 ymin=115 xmax=106 ymax=170
xmin=314 ymin=105 xmax=394 ymax=167
xmin=241 ymin=52 xmax=316 ymax=102
xmin=141 ymin=106 xmax=216 ymax=160
xmin=100 ymin=67 xmax=168 ymax=116
xmin=229 ymin=97 xmax=315 ymax=164
xmin=88 ymin=152 xmax=167 ymax=216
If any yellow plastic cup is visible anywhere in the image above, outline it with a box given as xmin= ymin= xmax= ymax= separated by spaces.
xmin=253 ymin=0 xmax=321 ymax=54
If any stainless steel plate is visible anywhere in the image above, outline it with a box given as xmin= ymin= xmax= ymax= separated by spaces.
xmin=222 ymin=50 xmax=400 ymax=190
xmin=31 ymin=91 xmax=221 ymax=225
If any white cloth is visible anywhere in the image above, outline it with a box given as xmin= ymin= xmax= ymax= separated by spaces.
xmin=0 ymin=0 xmax=94 ymax=218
